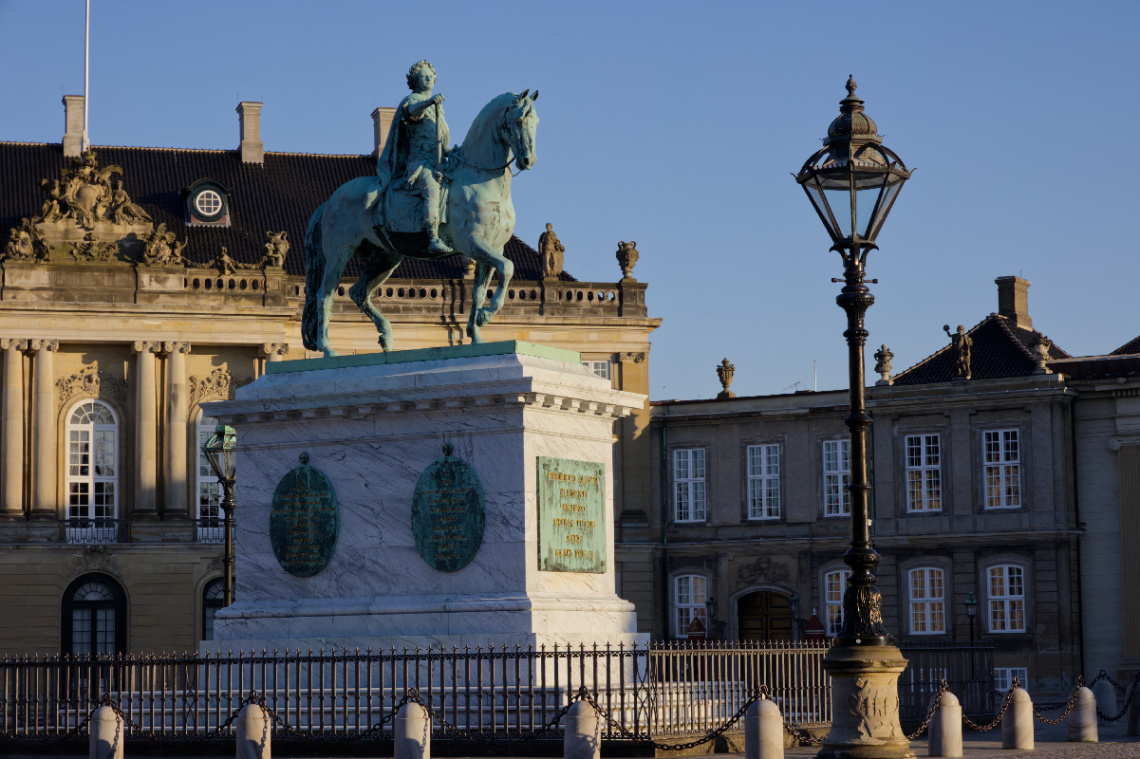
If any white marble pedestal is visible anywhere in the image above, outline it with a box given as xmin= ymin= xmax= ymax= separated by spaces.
xmin=202 ymin=342 xmax=647 ymax=653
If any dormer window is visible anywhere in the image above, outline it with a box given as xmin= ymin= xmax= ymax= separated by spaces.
xmin=185 ymin=179 xmax=231 ymax=226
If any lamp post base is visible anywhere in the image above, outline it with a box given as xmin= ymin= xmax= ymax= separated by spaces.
xmin=817 ymin=644 xmax=914 ymax=759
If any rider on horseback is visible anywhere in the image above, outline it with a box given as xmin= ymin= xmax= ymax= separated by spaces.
xmin=376 ymin=60 xmax=453 ymax=255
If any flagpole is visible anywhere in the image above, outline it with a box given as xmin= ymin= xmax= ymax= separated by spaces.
xmin=83 ymin=0 xmax=90 ymax=151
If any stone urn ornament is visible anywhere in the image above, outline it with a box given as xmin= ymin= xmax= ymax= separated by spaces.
xmin=716 ymin=358 xmax=735 ymax=399
xmin=616 ymin=241 xmax=639 ymax=280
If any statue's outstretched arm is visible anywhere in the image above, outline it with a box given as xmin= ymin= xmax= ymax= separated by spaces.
xmin=407 ymin=94 xmax=444 ymax=119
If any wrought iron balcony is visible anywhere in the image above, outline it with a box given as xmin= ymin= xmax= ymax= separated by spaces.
xmin=63 ymin=518 xmax=128 ymax=545
xmin=195 ymin=517 xmax=224 ymax=544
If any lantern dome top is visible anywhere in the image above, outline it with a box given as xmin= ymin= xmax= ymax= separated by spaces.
xmin=825 ymin=76 xmax=883 ymax=149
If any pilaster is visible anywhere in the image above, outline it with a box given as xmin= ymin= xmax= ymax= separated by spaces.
xmin=1 ymin=339 xmax=27 ymax=518
xmin=29 ymin=339 xmax=58 ymax=519
xmin=164 ymin=342 xmax=191 ymax=519
xmin=133 ymin=341 xmax=161 ymax=518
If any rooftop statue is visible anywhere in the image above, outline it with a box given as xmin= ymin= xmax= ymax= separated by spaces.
xmin=943 ymin=324 xmax=972 ymax=380
xmin=302 ymin=61 xmax=540 ymax=355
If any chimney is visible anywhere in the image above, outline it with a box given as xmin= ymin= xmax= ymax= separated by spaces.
xmin=995 ymin=276 xmax=1032 ymax=329
xmin=372 ymin=107 xmax=396 ymax=157
xmin=236 ymin=101 xmax=264 ymax=164
xmin=62 ymin=95 xmax=85 ymax=157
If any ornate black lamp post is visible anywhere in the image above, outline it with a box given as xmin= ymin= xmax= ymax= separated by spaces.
xmin=796 ymin=77 xmax=913 ymax=759
xmin=965 ymin=589 xmax=978 ymax=645
xmin=202 ymin=423 xmax=237 ymax=607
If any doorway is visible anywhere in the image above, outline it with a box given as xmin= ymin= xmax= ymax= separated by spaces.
xmin=738 ymin=591 xmax=793 ymax=641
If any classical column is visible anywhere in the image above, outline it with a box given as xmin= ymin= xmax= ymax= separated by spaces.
xmin=1 ymin=340 xmax=27 ymax=517
xmin=164 ymin=342 xmax=191 ymax=518
xmin=29 ymin=339 xmax=58 ymax=518
xmin=133 ymin=341 xmax=160 ymax=516
xmin=257 ymin=343 xmax=289 ymax=377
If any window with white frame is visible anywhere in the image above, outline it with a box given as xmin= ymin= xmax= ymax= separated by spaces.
xmin=196 ymin=415 xmax=224 ymax=543
xmin=988 ymin=564 xmax=1026 ymax=632
xmin=673 ymin=448 xmax=706 ymax=522
xmin=582 ymin=359 xmax=611 ymax=382
xmin=674 ymin=574 xmax=707 ymax=638
xmin=984 ymin=429 xmax=1021 ymax=509
xmin=823 ymin=569 xmax=851 ymax=636
xmin=909 ymin=567 xmax=945 ymax=634
xmin=822 ymin=440 xmax=850 ymax=516
xmin=993 ymin=667 xmax=1028 ymax=692
xmin=905 ymin=434 xmax=942 ymax=512
xmin=746 ymin=444 xmax=780 ymax=519
xmin=66 ymin=401 xmax=118 ymax=539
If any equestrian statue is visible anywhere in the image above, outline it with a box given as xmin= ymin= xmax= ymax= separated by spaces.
xmin=302 ymin=60 xmax=539 ymax=355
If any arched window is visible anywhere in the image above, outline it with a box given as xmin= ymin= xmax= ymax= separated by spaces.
xmin=202 ymin=578 xmax=224 ymax=640
xmin=196 ymin=414 xmax=223 ymax=542
xmin=823 ymin=568 xmax=851 ymax=636
xmin=908 ymin=567 xmax=945 ymax=635
xmin=673 ymin=574 xmax=707 ymax=638
xmin=66 ymin=401 xmax=119 ymax=544
xmin=62 ymin=574 xmax=126 ymax=656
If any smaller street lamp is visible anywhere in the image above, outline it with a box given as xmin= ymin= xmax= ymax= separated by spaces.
xmin=965 ymin=589 xmax=978 ymax=645
xmin=202 ymin=424 xmax=237 ymax=607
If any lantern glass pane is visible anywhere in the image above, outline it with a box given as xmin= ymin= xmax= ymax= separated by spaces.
xmin=804 ymin=181 xmax=840 ymax=241
xmin=866 ymin=177 xmax=904 ymax=241
xmin=824 ymin=187 xmax=853 ymax=238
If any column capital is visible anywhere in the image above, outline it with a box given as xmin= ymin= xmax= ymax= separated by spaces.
xmin=259 ymin=343 xmax=290 ymax=359
xmin=163 ymin=341 xmax=192 ymax=355
xmin=0 ymin=339 xmax=28 ymax=351
xmin=615 ymin=351 xmax=646 ymax=364
xmin=28 ymin=339 xmax=58 ymax=352
xmin=132 ymin=341 xmax=161 ymax=354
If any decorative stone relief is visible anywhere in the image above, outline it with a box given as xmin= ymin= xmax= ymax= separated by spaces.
xmin=213 ymin=247 xmax=257 ymax=274
xmin=140 ymin=223 xmax=187 ymax=266
xmin=32 ymin=149 xmax=131 ymax=229
xmin=67 ymin=545 xmax=121 ymax=578
xmin=55 ymin=362 xmax=128 ymax=413
xmin=68 ymin=231 xmax=118 ymax=263
xmin=738 ymin=556 xmax=791 ymax=585
xmin=261 ymin=231 xmax=289 ymax=268
xmin=617 ymin=352 xmax=646 ymax=364
xmin=188 ymin=367 xmax=233 ymax=411
xmin=616 ymin=240 xmax=639 ymax=280
xmin=3 ymin=218 xmax=49 ymax=262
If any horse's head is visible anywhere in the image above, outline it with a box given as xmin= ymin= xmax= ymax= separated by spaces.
xmin=503 ymin=89 xmax=539 ymax=171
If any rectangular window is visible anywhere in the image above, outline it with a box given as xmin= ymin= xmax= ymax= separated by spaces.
xmin=582 ymin=360 xmax=611 ymax=381
xmin=746 ymin=444 xmax=780 ymax=519
xmin=674 ymin=449 xmax=706 ymax=522
xmin=674 ymin=574 xmax=708 ymax=638
xmin=909 ymin=567 xmax=946 ymax=634
xmin=984 ymin=430 xmax=1021 ymax=509
xmin=988 ymin=565 xmax=1026 ymax=632
xmin=993 ymin=667 xmax=1028 ymax=692
xmin=824 ymin=569 xmax=851 ymax=636
xmin=197 ymin=421 xmax=224 ymax=543
xmin=823 ymin=440 xmax=851 ymax=516
xmin=905 ymin=434 xmax=942 ymax=512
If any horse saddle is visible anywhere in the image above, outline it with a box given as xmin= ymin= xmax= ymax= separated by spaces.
xmin=372 ymin=177 xmax=449 ymax=236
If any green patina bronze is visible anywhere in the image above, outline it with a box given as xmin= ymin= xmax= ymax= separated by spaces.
xmin=411 ymin=443 xmax=485 ymax=572
xmin=536 ymin=457 xmax=606 ymax=574
xmin=270 ymin=453 xmax=340 ymax=577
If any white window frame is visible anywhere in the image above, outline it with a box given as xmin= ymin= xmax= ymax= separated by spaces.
xmin=674 ymin=574 xmax=707 ymax=638
xmin=905 ymin=434 xmax=942 ymax=513
xmin=746 ymin=444 xmax=780 ymax=520
xmin=987 ymin=564 xmax=1027 ymax=633
xmin=582 ymin=359 xmax=611 ymax=382
xmin=822 ymin=439 xmax=850 ymax=516
xmin=993 ymin=667 xmax=1028 ymax=692
xmin=673 ymin=448 xmax=707 ymax=523
xmin=908 ymin=567 xmax=946 ymax=635
xmin=65 ymin=401 xmax=119 ymax=544
xmin=196 ymin=414 xmax=224 ymax=543
xmin=823 ymin=568 xmax=851 ymax=637
xmin=983 ymin=429 xmax=1021 ymax=509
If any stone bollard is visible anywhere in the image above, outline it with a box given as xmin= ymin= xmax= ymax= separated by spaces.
xmin=235 ymin=702 xmax=272 ymax=759
xmin=1001 ymin=687 xmax=1034 ymax=751
xmin=395 ymin=701 xmax=431 ymax=759
xmin=744 ymin=696 xmax=783 ymax=759
xmin=1068 ymin=686 xmax=1098 ymax=742
xmin=928 ymin=690 xmax=962 ymax=757
xmin=564 ymin=700 xmax=601 ymax=759
xmin=1093 ymin=679 xmax=1117 ymax=721
xmin=89 ymin=705 xmax=123 ymax=759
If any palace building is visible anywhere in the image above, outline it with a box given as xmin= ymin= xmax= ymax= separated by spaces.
xmin=0 ymin=96 xmax=660 ymax=655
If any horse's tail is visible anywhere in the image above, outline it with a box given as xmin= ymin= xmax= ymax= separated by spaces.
xmin=301 ymin=203 xmax=326 ymax=352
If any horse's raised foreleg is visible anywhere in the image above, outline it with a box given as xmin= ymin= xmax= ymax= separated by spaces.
xmin=473 ymin=241 xmax=514 ymax=327
xmin=466 ymin=261 xmax=493 ymax=343
xmin=349 ymin=251 xmax=403 ymax=352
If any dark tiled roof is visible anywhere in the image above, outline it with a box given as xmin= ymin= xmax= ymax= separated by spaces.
xmin=1111 ymin=335 xmax=1140 ymax=356
xmin=0 ymin=141 xmax=572 ymax=281
xmin=892 ymin=314 xmax=1070 ymax=385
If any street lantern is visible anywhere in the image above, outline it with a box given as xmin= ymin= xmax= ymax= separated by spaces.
xmin=202 ymin=424 xmax=237 ymax=607
xmin=796 ymin=78 xmax=913 ymax=759
xmin=965 ymin=589 xmax=979 ymax=644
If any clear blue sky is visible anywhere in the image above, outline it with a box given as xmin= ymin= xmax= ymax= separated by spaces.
xmin=1 ymin=1 xmax=1136 ymax=401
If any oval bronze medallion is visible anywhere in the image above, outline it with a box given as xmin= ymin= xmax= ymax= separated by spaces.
xmin=411 ymin=445 xmax=485 ymax=572
xmin=270 ymin=453 xmax=339 ymax=577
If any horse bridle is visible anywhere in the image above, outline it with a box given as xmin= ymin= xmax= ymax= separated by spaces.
xmin=449 ymin=108 xmax=528 ymax=177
